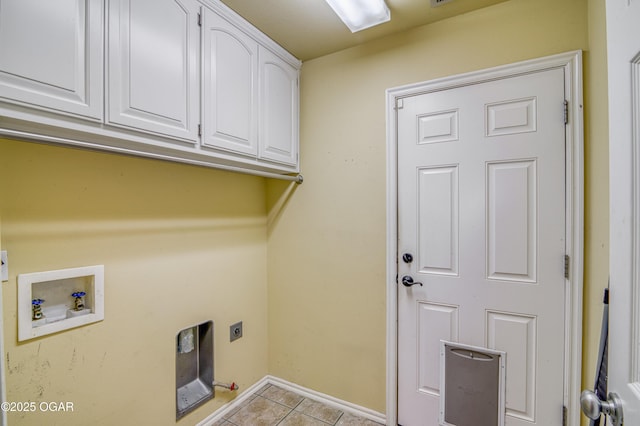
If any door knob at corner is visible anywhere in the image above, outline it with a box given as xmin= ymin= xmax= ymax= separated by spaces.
xmin=580 ymin=390 xmax=624 ymax=426
xmin=401 ymin=275 xmax=423 ymax=287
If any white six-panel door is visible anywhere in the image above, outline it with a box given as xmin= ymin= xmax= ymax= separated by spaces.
xmin=397 ymin=68 xmax=567 ymax=425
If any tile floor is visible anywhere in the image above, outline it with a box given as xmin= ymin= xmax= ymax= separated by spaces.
xmin=214 ymin=384 xmax=384 ymax=426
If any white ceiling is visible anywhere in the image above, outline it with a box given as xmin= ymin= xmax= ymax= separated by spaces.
xmin=219 ymin=0 xmax=509 ymax=61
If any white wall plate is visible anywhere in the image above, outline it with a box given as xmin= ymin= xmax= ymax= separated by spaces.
xmin=17 ymin=265 xmax=104 ymax=341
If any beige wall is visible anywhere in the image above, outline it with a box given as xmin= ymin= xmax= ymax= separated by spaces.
xmin=582 ymin=1 xmax=610 ymax=424
xmin=0 ymin=0 xmax=611 ymax=423
xmin=0 ymin=139 xmax=268 ymax=425
xmin=267 ymin=0 xmax=604 ymax=415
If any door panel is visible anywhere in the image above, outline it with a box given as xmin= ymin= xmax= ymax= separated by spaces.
xmin=418 ymin=302 xmax=459 ymax=396
xmin=487 ymin=160 xmax=536 ymax=282
xmin=202 ymin=8 xmax=258 ymax=155
xmin=0 ymin=0 xmax=103 ymax=119
xmin=486 ymin=97 xmax=537 ymax=137
xmin=486 ymin=311 xmax=536 ymax=421
xmin=259 ymin=47 xmax=298 ymax=166
xmin=108 ymin=0 xmax=199 ymax=142
xmin=417 ymin=166 xmax=459 ymax=276
xmin=397 ymin=68 xmax=566 ymax=426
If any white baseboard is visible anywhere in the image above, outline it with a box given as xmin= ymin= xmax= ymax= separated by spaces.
xmin=266 ymin=376 xmax=387 ymax=424
xmin=196 ymin=375 xmax=387 ymax=425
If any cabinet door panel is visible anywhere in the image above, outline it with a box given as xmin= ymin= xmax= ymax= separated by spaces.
xmin=259 ymin=47 xmax=298 ymax=166
xmin=0 ymin=0 xmax=103 ymax=119
xmin=108 ymin=0 xmax=199 ymax=142
xmin=202 ymin=9 xmax=258 ymax=155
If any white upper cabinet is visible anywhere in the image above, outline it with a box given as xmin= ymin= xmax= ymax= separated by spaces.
xmin=108 ymin=0 xmax=200 ymax=142
xmin=0 ymin=0 xmax=103 ymax=119
xmin=259 ymin=47 xmax=299 ymax=166
xmin=0 ymin=0 xmax=300 ymax=173
xmin=201 ymin=8 xmax=258 ymax=156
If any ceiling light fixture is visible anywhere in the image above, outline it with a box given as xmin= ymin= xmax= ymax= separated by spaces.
xmin=324 ymin=0 xmax=391 ymax=33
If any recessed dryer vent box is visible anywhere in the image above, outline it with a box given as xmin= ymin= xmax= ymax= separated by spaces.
xmin=176 ymin=321 xmax=213 ymax=420
xmin=17 ymin=265 xmax=104 ymax=341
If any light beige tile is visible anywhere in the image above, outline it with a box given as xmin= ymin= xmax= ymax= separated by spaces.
xmin=295 ymin=398 xmax=342 ymax=424
xmin=223 ymin=394 xmax=258 ymax=419
xmin=227 ymin=396 xmax=291 ymax=426
xmin=335 ymin=412 xmax=384 ymax=426
xmin=222 ymin=384 xmax=382 ymax=426
xmin=279 ymin=411 xmax=331 ymax=426
xmin=211 ymin=420 xmax=233 ymax=426
xmin=261 ymin=385 xmax=305 ymax=408
xmin=256 ymin=383 xmax=272 ymax=395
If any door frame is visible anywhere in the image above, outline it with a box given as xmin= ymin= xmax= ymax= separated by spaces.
xmin=0 ymin=219 xmax=5 ymax=426
xmin=385 ymin=51 xmax=584 ymax=426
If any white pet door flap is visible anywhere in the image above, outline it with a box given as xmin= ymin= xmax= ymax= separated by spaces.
xmin=439 ymin=341 xmax=506 ymax=426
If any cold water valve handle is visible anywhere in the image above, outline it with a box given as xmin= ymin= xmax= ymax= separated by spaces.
xmin=213 ymin=381 xmax=239 ymax=391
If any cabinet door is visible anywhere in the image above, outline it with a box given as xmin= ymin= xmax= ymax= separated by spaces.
xmin=108 ymin=0 xmax=199 ymax=142
xmin=259 ymin=47 xmax=299 ymax=166
xmin=0 ymin=0 xmax=103 ymax=119
xmin=202 ymin=8 xmax=258 ymax=156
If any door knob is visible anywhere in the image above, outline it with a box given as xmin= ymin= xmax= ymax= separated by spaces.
xmin=580 ymin=390 xmax=623 ymax=426
xmin=401 ymin=275 xmax=423 ymax=287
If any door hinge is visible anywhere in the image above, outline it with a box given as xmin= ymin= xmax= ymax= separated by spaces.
xmin=197 ymin=12 xmax=202 ymax=27
xmin=563 ymin=100 xmax=569 ymax=125
xmin=562 ymin=404 xmax=567 ymax=426
xmin=396 ymin=98 xmax=404 ymax=110
xmin=198 ymin=124 xmax=202 ymax=137
xmin=564 ymin=255 xmax=570 ymax=279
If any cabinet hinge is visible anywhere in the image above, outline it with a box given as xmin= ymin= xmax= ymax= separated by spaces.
xmin=197 ymin=12 xmax=202 ymax=27
xmin=563 ymin=100 xmax=569 ymax=125
xmin=564 ymin=255 xmax=570 ymax=279
xmin=198 ymin=124 xmax=202 ymax=137
xmin=562 ymin=405 xmax=567 ymax=426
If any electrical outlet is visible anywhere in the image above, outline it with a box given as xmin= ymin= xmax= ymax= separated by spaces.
xmin=1 ymin=251 xmax=7 ymax=282
xmin=230 ymin=321 xmax=243 ymax=342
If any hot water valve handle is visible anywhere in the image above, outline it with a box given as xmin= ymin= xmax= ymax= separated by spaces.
xmin=213 ymin=381 xmax=239 ymax=391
